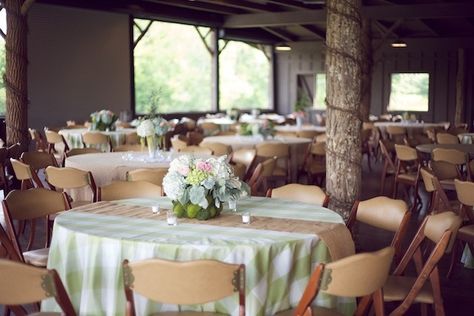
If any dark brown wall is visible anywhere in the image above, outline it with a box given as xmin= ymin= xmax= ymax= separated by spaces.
xmin=275 ymin=38 xmax=474 ymax=128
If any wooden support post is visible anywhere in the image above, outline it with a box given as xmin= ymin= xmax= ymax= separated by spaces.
xmin=455 ymin=48 xmax=465 ymax=125
xmin=5 ymin=0 xmax=29 ymax=150
xmin=325 ymin=0 xmax=363 ymax=221
xmin=211 ymin=28 xmax=219 ymax=112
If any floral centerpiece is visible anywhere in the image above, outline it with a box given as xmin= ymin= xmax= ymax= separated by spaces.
xmin=90 ymin=110 xmax=118 ymax=131
xmin=136 ymin=116 xmax=171 ymax=158
xmin=239 ymin=120 xmax=275 ymax=139
xmin=163 ymin=155 xmax=249 ymax=220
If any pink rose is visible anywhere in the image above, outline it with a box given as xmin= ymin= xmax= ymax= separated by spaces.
xmin=196 ymin=161 xmax=212 ymax=172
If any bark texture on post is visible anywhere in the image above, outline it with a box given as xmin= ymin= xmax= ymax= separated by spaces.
xmin=5 ymin=0 xmax=29 ymax=149
xmin=360 ymin=18 xmax=372 ymax=122
xmin=455 ymin=48 xmax=465 ymax=125
xmin=325 ymin=0 xmax=363 ymax=221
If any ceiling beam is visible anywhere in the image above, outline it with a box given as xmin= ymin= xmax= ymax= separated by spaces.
xmin=38 ymin=0 xmax=224 ymax=27
xmin=262 ymin=27 xmax=297 ymax=42
xmin=221 ymin=28 xmax=280 ymax=44
xmin=299 ymin=24 xmax=325 ymax=40
xmin=147 ymin=0 xmax=244 ymax=15
xmin=418 ymin=19 xmax=440 ymax=37
xmin=197 ymin=0 xmax=283 ymax=13
xmin=224 ymin=3 xmax=474 ymax=28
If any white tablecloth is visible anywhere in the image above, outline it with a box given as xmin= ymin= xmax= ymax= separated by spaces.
xmin=374 ymin=122 xmax=448 ymax=138
xmin=59 ymin=128 xmax=137 ymax=149
xmin=201 ymin=135 xmax=311 ymax=181
xmin=275 ymin=125 xmax=326 ymax=133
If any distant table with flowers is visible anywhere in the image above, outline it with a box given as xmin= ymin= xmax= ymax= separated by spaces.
xmin=201 ymin=135 xmax=311 ymax=181
xmin=59 ymin=128 xmax=137 ymax=149
xmin=275 ymin=124 xmax=326 ymax=134
xmin=43 ymin=196 xmax=355 ymax=316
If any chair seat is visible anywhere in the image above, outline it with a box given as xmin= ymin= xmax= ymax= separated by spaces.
xmin=23 ymin=247 xmax=49 ymax=267
xmin=439 ymin=179 xmax=456 ymax=191
xmin=458 ymin=225 xmax=474 ymax=243
xmin=275 ymin=306 xmax=342 ymax=316
xmin=383 ymin=275 xmax=434 ymax=304
xmin=397 ymin=173 xmax=417 ymax=182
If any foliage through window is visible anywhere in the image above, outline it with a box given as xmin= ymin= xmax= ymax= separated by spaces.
xmin=219 ymin=41 xmax=270 ymax=110
xmin=134 ymin=20 xmax=211 ymax=114
xmin=313 ymin=73 xmax=326 ymax=109
xmin=388 ymin=73 xmax=429 ymax=112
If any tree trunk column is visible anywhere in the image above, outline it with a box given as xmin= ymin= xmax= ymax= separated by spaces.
xmin=5 ymin=0 xmax=29 ymax=148
xmin=325 ymin=0 xmax=363 ymax=221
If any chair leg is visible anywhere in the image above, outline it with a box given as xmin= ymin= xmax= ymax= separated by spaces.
xmin=380 ymin=164 xmax=387 ymax=195
xmin=446 ymin=240 xmax=461 ymax=279
xmin=392 ymin=180 xmax=398 ymax=199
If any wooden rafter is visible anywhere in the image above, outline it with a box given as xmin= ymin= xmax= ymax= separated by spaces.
xmin=418 ymin=19 xmax=439 ymax=37
xmin=300 ymin=24 xmax=325 ymax=40
xmin=148 ymin=0 xmax=244 ymax=15
xmin=197 ymin=0 xmax=283 ymax=13
xmin=262 ymin=27 xmax=295 ymax=42
xmin=133 ymin=20 xmax=153 ymax=49
xmin=195 ymin=26 xmax=213 ymax=55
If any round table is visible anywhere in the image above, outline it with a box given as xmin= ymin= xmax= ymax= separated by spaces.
xmin=65 ymin=151 xmax=210 ymax=200
xmin=43 ymin=197 xmax=355 ymax=316
xmin=415 ymin=144 xmax=474 ymax=158
xmin=374 ymin=122 xmax=448 ymax=138
xmin=201 ymin=135 xmax=311 ymax=181
xmin=59 ymin=128 xmax=137 ymax=149
xmin=275 ymin=125 xmax=326 ymax=133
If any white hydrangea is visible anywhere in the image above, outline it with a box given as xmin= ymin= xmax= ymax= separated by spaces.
xmin=136 ymin=119 xmax=155 ymax=137
xmin=163 ymin=172 xmax=186 ymax=200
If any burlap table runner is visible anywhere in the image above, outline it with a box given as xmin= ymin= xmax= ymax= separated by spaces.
xmin=71 ymin=201 xmax=355 ymax=260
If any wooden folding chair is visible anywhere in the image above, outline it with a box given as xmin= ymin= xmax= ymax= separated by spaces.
xmin=347 ymin=196 xmax=410 ymax=262
xmin=82 ymin=132 xmax=113 ymax=152
xmin=247 ymin=157 xmax=276 ymax=196
xmin=230 ymin=148 xmax=256 ymax=181
xmin=10 ymin=159 xmax=43 ymax=190
xmin=382 ymin=211 xmax=462 ymax=315
xmin=379 ymin=139 xmax=396 ymax=195
xmin=122 ymin=258 xmax=245 ymax=316
xmin=267 ymin=183 xmax=329 ymax=207
xmin=2 ymin=188 xmax=71 ymax=267
xmin=299 ymin=141 xmax=326 ymax=186
xmin=276 ymin=247 xmax=394 ymax=316
xmin=28 ymin=128 xmax=47 ymax=152
xmin=126 ymin=168 xmax=168 ymax=193
xmin=98 ymin=181 xmax=163 ymax=201
xmin=44 ymin=128 xmax=70 ymax=166
xmin=199 ymin=142 xmax=232 ymax=156
xmin=436 ymin=133 xmax=459 ymax=145
xmin=393 ymin=145 xmax=421 ymax=212
xmin=45 ymin=166 xmax=98 ymax=205
xmin=256 ymin=143 xmax=290 ymax=185
xmin=0 ymin=259 xmax=76 ymax=315
xmin=447 ymin=179 xmax=474 ymax=278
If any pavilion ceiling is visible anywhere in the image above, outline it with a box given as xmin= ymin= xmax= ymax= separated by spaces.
xmin=37 ymin=0 xmax=474 ymax=44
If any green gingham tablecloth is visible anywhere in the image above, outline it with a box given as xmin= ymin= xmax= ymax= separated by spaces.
xmin=42 ymin=197 xmax=356 ymax=316
xmin=59 ymin=128 xmax=136 ymax=150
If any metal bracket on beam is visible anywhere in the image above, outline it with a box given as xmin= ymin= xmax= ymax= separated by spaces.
xmin=133 ymin=20 xmax=153 ymax=49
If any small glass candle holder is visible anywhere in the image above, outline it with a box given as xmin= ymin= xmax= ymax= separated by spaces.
xmin=228 ymin=199 xmax=237 ymax=212
xmin=152 ymin=205 xmax=160 ymax=214
xmin=167 ymin=210 xmax=178 ymax=226
xmin=242 ymin=211 xmax=251 ymax=224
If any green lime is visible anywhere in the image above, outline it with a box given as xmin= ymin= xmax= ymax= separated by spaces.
xmin=186 ymin=204 xmax=201 ymax=218
xmin=173 ymin=203 xmax=186 ymax=218
xmin=196 ymin=208 xmax=210 ymax=220
xmin=208 ymin=206 xmax=217 ymax=218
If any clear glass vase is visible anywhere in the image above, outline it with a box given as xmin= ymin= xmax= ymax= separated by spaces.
xmin=146 ymin=135 xmax=157 ymax=159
